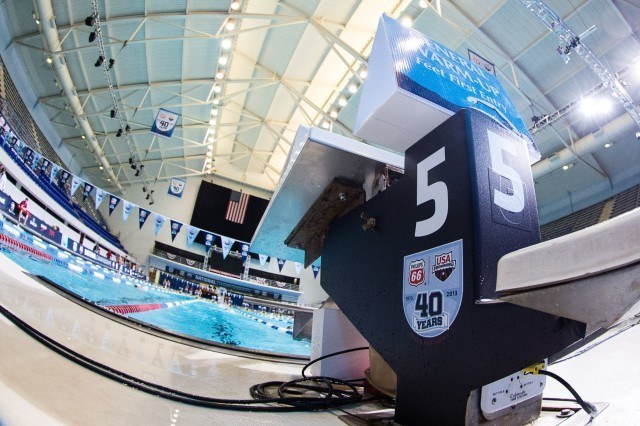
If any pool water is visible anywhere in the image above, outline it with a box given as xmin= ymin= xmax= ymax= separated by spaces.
xmin=0 ymin=232 xmax=310 ymax=357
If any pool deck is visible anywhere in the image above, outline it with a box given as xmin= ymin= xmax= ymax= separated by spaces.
xmin=1 ymin=252 xmax=639 ymax=425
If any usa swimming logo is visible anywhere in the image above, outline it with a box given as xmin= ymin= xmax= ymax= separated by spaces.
xmin=432 ymin=251 xmax=456 ymax=282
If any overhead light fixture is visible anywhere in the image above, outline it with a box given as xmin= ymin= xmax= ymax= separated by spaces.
xmin=419 ymin=0 xmax=428 ymax=8
xmin=211 ymin=109 xmax=219 ymax=116
xmin=125 ymin=124 xmax=131 ymax=132
xmin=400 ymin=16 xmax=413 ymax=28
xmin=209 ymin=119 xmax=217 ymax=125
xmin=135 ymin=169 xmax=141 ymax=177
xmin=33 ymin=12 xmax=40 ymax=25
xmin=99 ymin=166 xmax=104 ymax=170
xmin=95 ymin=55 xmax=105 ymax=67
xmin=330 ymin=110 xmax=338 ymax=119
xmin=107 ymin=58 xmax=115 ymax=70
xmin=131 ymin=163 xmax=137 ymax=170
xmin=146 ymin=194 xmax=150 ymax=200
xmin=338 ymin=97 xmax=347 ymax=107
xmin=213 ymin=98 xmax=220 ymax=105
xmin=219 ymin=56 xmax=228 ymax=66
xmin=230 ymin=1 xmax=240 ymax=11
xmin=215 ymin=71 xmax=224 ymax=79
xmin=580 ymin=96 xmax=612 ymax=116
xmin=110 ymin=109 xmax=116 ymax=118
xmin=226 ymin=20 xmax=236 ymax=31
xmin=128 ymin=157 xmax=133 ymax=164
xmin=562 ymin=163 xmax=574 ymax=171
xmin=604 ymin=142 xmax=613 ymax=148
xmin=89 ymin=31 xmax=96 ymax=43
xmin=208 ymin=136 xmax=215 ymax=143
xmin=359 ymin=69 xmax=368 ymax=79
xmin=322 ymin=121 xmax=330 ymax=129
xmin=221 ymin=38 xmax=232 ymax=50
xmin=81 ymin=135 xmax=86 ymax=139
xmin=213 ymin=85 xmax=221 ymax=93
xmin=46 ymin=57 xmax=53 ymax=64
xmin=348 ymin=84 xmax=358 ymax=94
xmin=116 ymin=128 xmax=123 ymax=137
xmin=85 ymin=15 xmax=95 ymax=27
xmin=143 ymin=186 xmax=147 ymax=193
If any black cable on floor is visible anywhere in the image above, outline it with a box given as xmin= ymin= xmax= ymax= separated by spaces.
xmin=0 ymin=304 xmax=385 ymax=413
xmin=537 ymin=370 xmax=597 ymax=417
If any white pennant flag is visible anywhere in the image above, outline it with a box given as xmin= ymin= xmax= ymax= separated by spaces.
xmin=95 ymin=188 xmax=106 ymax=210
xmin=221 ymin=236 xmax=235 ymax=260
xmin=259 ymin=254 xmax=268 ymax=266
xmin=294 ymin=262 xmax=302 ymax=275
xmin=122 ymin=201 xmax=133 ymax=222
xmin=70 ymin=175 xmax=83 ymax=196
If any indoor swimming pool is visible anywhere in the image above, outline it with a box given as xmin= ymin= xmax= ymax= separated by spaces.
xmin=0 ymin=225 xmax=310 ymax=357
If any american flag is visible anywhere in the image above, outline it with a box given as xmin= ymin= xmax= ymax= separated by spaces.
xmin=225 ymin=190 xmax=249 ymax=224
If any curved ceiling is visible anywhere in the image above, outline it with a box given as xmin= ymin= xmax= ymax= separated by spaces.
xmin=2 ymin=0 xmax=640 ymax=222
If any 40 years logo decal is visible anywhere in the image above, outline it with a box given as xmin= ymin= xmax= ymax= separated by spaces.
xmin=403 ymin=239 xmax=463 ymax=338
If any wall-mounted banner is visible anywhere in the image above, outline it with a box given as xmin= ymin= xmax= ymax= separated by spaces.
xmin=222 ymin=236 xmax=235 ymax=259
xmin=70 ymin=175 xmax=82 ymax=196
xmin=49 ymin=163 xmax=60 ymax=184
xmin=139 ymin=208 xmax=150 ymax=229
xmin=312 ymin=265 xmax=320 ymax=279
xmin=259 ymin=253 xmax=268 ymax=267
xmin=95 ymin=188 xmax=106 ymax=210
xmin=241 ymin=244 xmax=250 ymax=265
xmin=186 ymin=225 xmax=199 ymax=247
xmin=108 ymin=194 xmax=120 ymax=216
xmin=58 ymin=170 xmax=71 ymax=187
xmin=225 ymin=190 xmax=250 ymax=224
xmin=168 ymin=177 xmax=186 ymax=198
xmin=277 ymin=258 xmax=286 ymax=272
xmin=170 ymin=220 xmax=183 ymax=242
xmin=202 ymin=232 xmax=214 ymax=249
xmin=154 ymin=214 xmax=166 ymax=236
xmin=294 ymin=262 xmax=302 ymax=275
xmin=31 ymin=152 xmax=41 ymax=171
xmin=82 ymin=183 xmax=94 ymax=202
xmin=122 ymin=201 xmax=133 ymax=222
xmin=150 ymin=108 xmax=180 ymax=139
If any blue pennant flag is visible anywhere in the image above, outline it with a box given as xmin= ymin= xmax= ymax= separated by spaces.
xmin=49 ymin=163 xmax=60 ymax=184
xmin=241 ymin=244 xmax=250 ymax=265
xmin=82 ymin=182 xmax=94 ymax=202
xmin=58 ymin=170 xmax=71 ymax=187
xmin=277 ymin=258 xmax=286 ymax=272
xmin=108 ymin=194 xmax=120 ymax=216
xmin=312 ymin=265 xmax=320 ymax=279
xmin=203 ymin=232 xmax=216 ymax=249
xmin=259 ymin=254 xmax=268 ymax=266
xmin=95 ymin=188 xmax=106 ymax=210
xmin=40 ymin=158 xmax=51 ymax=175
xmin=170 ymin=220 xmax=183 ymax=242
xmin=31 ymin=152 xmax=41 ymax=171
xmin=138 ymin=208 xmax=150 ymax=229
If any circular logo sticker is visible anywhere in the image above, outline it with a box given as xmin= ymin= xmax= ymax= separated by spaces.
xmin=402 ymin=239 xmax=463 ymax=338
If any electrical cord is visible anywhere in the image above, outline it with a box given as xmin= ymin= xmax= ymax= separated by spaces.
xmin=528 ymin=367 xmax=597 ymax=418
xmin=0 ymin=304 xmax=389 ymax=414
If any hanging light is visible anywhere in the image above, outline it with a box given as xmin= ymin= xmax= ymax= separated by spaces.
xmin=85 ymin=15 xmax=95 ymax=27
xmin=125 ymin=124 xmax=131 ymax=132
xmin=230 ymin=1 xmax=240 ymax=11
xmin=135 ymin=168 xmax=141 ymax=176
xmin=110 ymin=109 xmax=116 ymax=118
xmin=89 ymin=31 xmax=96 ymax=43
xmin=215 ymin=71 xmax=224 ymax=79
xmin=330 ymin=110 xmax=338 ymax=118
xmin=226 ymin=20 xmax=236 ymax=31
xmin=348 ymin=83 xmax=358 ymax=94
xmin=338 ymin=97 xmax=347 ymax=107
xmin=107 ymin=58 xmax=115 ymax=70
xmin=116 ymin=128 xmax=123 ymax=137
xmin=219 ymin=56 xmax=228 ymax=66
xmin=46 ymin=57 xmax=53 ymax=64
xmin=400 ymin=16 xmax=413 ymax=28
xmin=221 ymin=38 xmax=232 ymax=50
xmin=94 ymin=55 xmax=105 ymax=67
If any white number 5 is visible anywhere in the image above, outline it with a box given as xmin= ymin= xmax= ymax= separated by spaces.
xmin=488 ymin=131 xmax=525 ymax=213
xmin=415 ymin=147 xmax=448 ymax=237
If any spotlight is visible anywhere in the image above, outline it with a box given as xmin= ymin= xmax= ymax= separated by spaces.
xmin=150 ymin=190 xmax=154 ymax=194
xmin=125 ymin=124 xmax=131 ymax=132
xmin=143 ymin=186 xmax=147 ymax=193
xmin=116 ymin=128 xmax=123 ymax=137
xmin=89 ymin=32 xmax=96 ymax=43
xmin=110 ymin=109 xmax=116 ymax=118
xmin=139 ymin=164 xmax=144 ymax=169
xmin=95 ymin=55 xmax=104 ymax=67
xmin=85 ymin=15 xmax=95 ymax=27
xmin=130 ymin=163 xmax=136 ymax=170
xmin=128 ymin=157 xmax=133 ymax=164
xmin=107 ymin=58 xmax=115 ymax=70
xmin=149 ymin=200 xmax=154 ymax=205
xmin=146 ymin=194 xmax=150 ymax=200
xmin=135 ymin=169 xmax=140 ymax=177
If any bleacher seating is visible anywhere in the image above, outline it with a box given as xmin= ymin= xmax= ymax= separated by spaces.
xmin=610 ymin=185 xmax=640 ymax=219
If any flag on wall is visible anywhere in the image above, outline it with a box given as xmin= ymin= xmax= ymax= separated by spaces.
xmin=154 ymin=214 xmax=166 ymax=236
xmin=170 ymin=220 xmax=182 ymax=242
xmin=225 ymin=190 xmax=249 ymax=224
xmin=122 ymin=201 xmax=133 ymax=222
xmin=312 ymin=265 xmax=320 ymax=279
xmin=31 ymin=152 xmax=41 ymax=171
xmin=82 ymin=183 xmax=94 ymax=202
xmin=139 ymin=207 xmax=150 ymax=229
xmin=167 ymin=178 xmax=186 ymax=198
xmin=295 ymin=262 xmax=302 ymax=275
xmin=58 ymin=170 xmax=71 ymax=187
xmin=40 ymin=158 xmax=50 ymax=175
xmin=203 ymin=232 xmax=216 ymax=249
xmin=108 ymin=194 xmax=120 ymax=216
xmin=70 ymin=176 xmax=82 ymax=196
xmin=50 ymin=163 xmax=60 ymax=184
xmin=277 ymin=258 xmax=285 ymax=272
xmin=259 ymin=253 xmax=268 ymax=266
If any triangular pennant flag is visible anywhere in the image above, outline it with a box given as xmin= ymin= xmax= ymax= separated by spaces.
xmin=58 ymin=170 xmax=71 ymax=187
xmin=138 ymin=207 xmax=150 ymax=229
xmin=70 ymin=175 xmax=82 ymax=196
xmin=122 ymin=200 xmax=133 ymax=222
xmin=259 ymin=254 xmax=268 ymax=266
xmin=31 ymin=152 xmax=41 ymax=171
xmin=241 ymin=244 xmax=250 ymax=265
xmin=203 ymin=232 xmax=216 ymax=249
xmin=82 ymin=182 xmax=94 ymax=202
xmin=50 ymin=163 xmax=60 ymax=184
xmin=170 ymin=220 xmax=183 ymax=242
xmin=221 ymin=236 xmax=235 ymax=260
xmin=40 ymin=158 xmax=50 ymax=175
xmin=95 ymin=188 xmax=106 ymax=210
xmin=277 ymin=258 xmax=286 ymax=272
xmin=186 ymin=226 xmax=199 ymax=247
xmin=108 ymin=194 xmax=120 ymax=216
xmin=312 ymin=265 xmax=320 ymax=279
xmin=294 ymin=262 xmax=302 ymax=275
xmin=154 ymin=214 xmax=166 ymax=236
